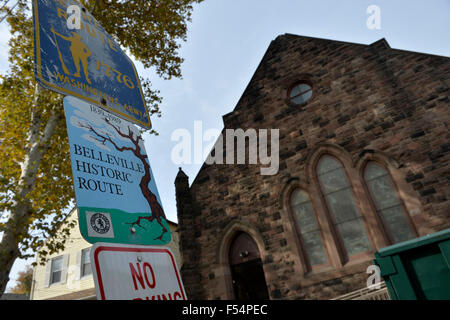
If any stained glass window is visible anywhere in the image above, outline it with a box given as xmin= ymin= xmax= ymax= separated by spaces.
xmin=364 ymin=163 xmax=415 ymax=243
xmin=317 ymin=155 xmax=372 ymax=256
xmin=291 ymin=189 xmax=327 ymax=266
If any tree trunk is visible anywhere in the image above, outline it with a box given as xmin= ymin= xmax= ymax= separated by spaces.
xmin=0 ymin=225 xmax=21 ymax=295
xmin=0 ymin=85 xmax=61 ymax=297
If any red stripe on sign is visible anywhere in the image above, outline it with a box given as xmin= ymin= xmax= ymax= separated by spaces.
xmin=165 ymin=249 xmax=186 ymax=300
xmin=93 ymin=246 xmax=107 ymax=300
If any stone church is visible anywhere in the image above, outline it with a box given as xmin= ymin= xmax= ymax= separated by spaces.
xmin=175 ymin=34 xmax=449 ymax=299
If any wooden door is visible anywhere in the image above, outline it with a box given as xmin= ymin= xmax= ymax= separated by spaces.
xmin=229 ymin=232 xmax=269 ymax=300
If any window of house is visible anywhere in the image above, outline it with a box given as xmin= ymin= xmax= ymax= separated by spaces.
xmin=317 ymin=155 xmax=372 ymax=258
xmin=50 ymin=256 xmax=63 ymax=285
xmin=289 ymin=82 xmax=313 ymax=105
xmin=290 ymin=189 xmax=327 ymax=268
xmin=81 ymin=247 xmax=92 ymax=277
xmin=364 ymin=162 xmax=415 ymax=244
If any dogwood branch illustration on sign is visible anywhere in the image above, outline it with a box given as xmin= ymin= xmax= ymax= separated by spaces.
xmin=63 ymin=96 xmax=170 ymax=245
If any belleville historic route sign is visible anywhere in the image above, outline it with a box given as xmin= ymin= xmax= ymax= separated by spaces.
xmin=63 ymin=96 xmax=171 ymax=245
xmin=90 ymin=243 xmax=186 ymax=300
xmin=32 ymin=0 xmax=151 ymax=128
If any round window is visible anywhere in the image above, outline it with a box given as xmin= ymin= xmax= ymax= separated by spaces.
xmin=289 ymin=82 xmax=313 ymax=105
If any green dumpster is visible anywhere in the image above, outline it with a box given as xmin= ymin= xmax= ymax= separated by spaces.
xmin=374 ymin=228 xmax=450 ymax=300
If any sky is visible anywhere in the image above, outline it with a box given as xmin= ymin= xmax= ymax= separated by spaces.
xmin=2 ymin=0 xmax=449 ymax=291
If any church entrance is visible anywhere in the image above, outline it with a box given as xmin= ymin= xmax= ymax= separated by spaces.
xmin=229 ymin=232 xmax=269 ymax=300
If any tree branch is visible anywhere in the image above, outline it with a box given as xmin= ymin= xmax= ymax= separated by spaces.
xmin=90 ymin=0 xmax=101 ymax=14
xmin=38 ymin=106 xmax=63 ymax=153
xmin=78 ymin=120 xmax=134 ymax=154
xmin=18 ymin=85 xmax=61 ymax=199
xmin=104 ymin=118 xmax=143 ymax=152
xmin=105 ymin=118 xmax=134 ymax=141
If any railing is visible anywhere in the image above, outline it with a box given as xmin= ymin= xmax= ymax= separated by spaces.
xmin=332 ymin=282 xmax=390 ymax=300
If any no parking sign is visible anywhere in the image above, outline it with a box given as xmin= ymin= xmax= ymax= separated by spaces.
xmin=90 ymin=243 xmax=186 ymax=300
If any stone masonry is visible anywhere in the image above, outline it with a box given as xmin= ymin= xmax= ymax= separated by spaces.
xmin=175 ymin=34 xmax=449 ymax=299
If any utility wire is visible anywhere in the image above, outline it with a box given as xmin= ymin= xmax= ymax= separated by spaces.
xmin=0 ymin=0 xmax=11 ymax=12
xmin=0 ymin=0 xmax=18 ymax=24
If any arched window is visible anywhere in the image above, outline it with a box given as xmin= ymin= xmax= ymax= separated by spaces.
xmin=364 ymin=162 xmax=415 ymax=244
xmin=290 ymin=189 xmax=327 ymax=268
xmin=317 ymin=155 xmax=372 ymax=258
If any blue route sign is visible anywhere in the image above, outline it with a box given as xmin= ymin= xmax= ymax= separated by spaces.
xmin=32 ymin=0 xmax=151 ymax=129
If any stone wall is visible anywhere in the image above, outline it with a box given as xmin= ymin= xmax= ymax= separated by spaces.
xmin=175 ymin=34 xmax=449 ymax=299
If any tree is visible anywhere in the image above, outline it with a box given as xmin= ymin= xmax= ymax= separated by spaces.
xmin=0 ymin=0 xmax=203 ymax=296
xmin=9 ymin=264 xmax=33 ymax=295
